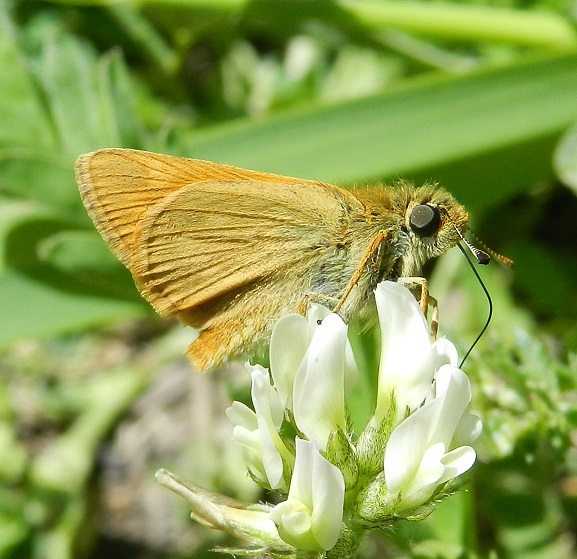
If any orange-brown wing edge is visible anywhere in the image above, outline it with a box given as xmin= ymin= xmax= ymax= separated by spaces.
xmin=75 ymin=148 xmax=327 ymax=267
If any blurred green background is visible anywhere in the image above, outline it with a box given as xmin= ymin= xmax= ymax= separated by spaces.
xmin=2 ymin=0 xmax=577 ymax=558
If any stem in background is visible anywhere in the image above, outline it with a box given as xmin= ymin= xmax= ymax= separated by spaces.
xmin=136 ymin=0 xmax=577 ymax=51
xmin=344 ymin=0 xmax=577 ymax=50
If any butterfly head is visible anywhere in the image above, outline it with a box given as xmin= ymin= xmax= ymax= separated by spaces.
xmin=395 ymin=183 xmax=468 ymax=277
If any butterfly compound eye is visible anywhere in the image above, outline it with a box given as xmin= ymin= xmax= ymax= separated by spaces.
xmin=409 ymin=204 xmax=441 ymax=237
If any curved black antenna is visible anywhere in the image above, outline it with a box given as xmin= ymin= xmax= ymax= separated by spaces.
xmin=457 ymin=243 xmax=493 ymax=367
xmin=441 ymin=209 xmax=495 ymax=366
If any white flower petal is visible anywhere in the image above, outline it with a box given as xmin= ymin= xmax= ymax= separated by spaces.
xmin=272 ymin=502 xmax=318 ymax=551
xmin=392 ymin=443 xmax=447 ymax=511
xmin=231 ymin=426 xmax=268 ymax=483
xmin=429 ymin=366 xmax=472 ymax=448
xmin=277 ymin=506 xmax=312 ymax=536
xmin=227 ymin=401 xmax=268 ymax=484
xmin=293 ymin=314 xmax=349 ymax=448
xmin=226 ymin=401 xmax=257 ymax=431
xmin=230 ymin=424 xmax=259 ymax=451
xmin=305 ymin=304 xmax=332 ymax=337
xmin=432 ymin=337 xmax=459 ymax=368
xmin=270 ymin=314 xmax=310 ymax=408
xmin=410 ymin=442 xmax=447 ymax=489
xmin=270 ymin=440 xmax=344 ymax=551
xmin=310 ymin=444 xmax=345 ymax=550
xmin=453 ymin=413 xmax=483 ymax=447
xmin=250 ymin=368 xmax=291 ymax=490
xmin=287 ymin=439 xmax=315 ymax=507
xmin=251 ymin=367 xmax=285 ymax=428
xmin=384 ymin=397 xmax=444 ymax=492
xmin=374 ymin=281 xmax=436 ymax=422
xmin=269 ymin=305 xmax=333 ymax=411
xmin=438 ymin=446 xmax=477 ymax=484
xmin=384 ymin=365 xmax=480 ymax=507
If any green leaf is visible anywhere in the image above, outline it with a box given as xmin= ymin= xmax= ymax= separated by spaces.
xmin=0 ymin=5 xmax=56 ymax=150
xmin=2 ymin=213 xmax=140 ymax=298
xmin=0 ymin=148 xmax=80 ymax=213
xmin=98 ymin=50 xmax=147 ymax=149
xmin=39 ymin=29 xmax=119 ymax=155
xmin=37 ymin=229 xmax=141 ymax=300
xmin=177 ymin=53 xmax=577 ymax=213
xmin=0 ymin=271 xmax=146 ymax=348
xmin=0 ymin=198 xmax=57 ymax=271
xmin=341 ymin=0 xmax=577 ymax=50
xmin=33 ymin=25 xmax=148 ymax=159
xmin=0 ymin=208 xmax=146 ymax=346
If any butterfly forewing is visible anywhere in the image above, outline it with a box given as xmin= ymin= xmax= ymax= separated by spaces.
xmin=76 ymin=149 xmax=366 ymax=347
xmin=75 ymin=149 xmax=319 ymax=267
xmin=132 ymin=178 xmax=357 ymax=318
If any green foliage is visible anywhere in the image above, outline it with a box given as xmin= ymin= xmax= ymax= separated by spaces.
xmin=2 ymin=0 xmax=577 ymax=557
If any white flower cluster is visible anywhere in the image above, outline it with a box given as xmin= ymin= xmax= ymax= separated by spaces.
xmin=157 ymin=281 xmax=482 ymax=558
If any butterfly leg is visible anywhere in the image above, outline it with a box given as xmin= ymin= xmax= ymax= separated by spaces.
xmin=398 ymin=276 xmax=438 ymax=339
xmin=398 ymin=276 xmax=429 ymax=313
xmin=332 ymin=230 xmax=388 ymax=315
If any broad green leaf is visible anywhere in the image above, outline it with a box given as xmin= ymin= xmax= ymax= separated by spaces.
xmin=0 ymin=198 xmax=59 ymax=271
xmin=177 ymin=53 xmax=577 ymax=213
xmin=34 ymin=27 xmax=147 ymax=159
xmin=39 ymin=30 xmax=117 ymax=156
xmin=98 ymin=50 xmax=147 ymax=149
xmin=0 ymin=210 xmax=146 ymax=346
xmin=0 ymin=5 xmax=56 ymax=150
xmin=0 ymin=148 xmax=80 ymax=213
xmin=37 ymin=230 xmax=140 ymax=300
xmin=0 ymin=271 xmax=146 ymax=348
xmin=2 ymin=215 xmax=140 ymax=300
